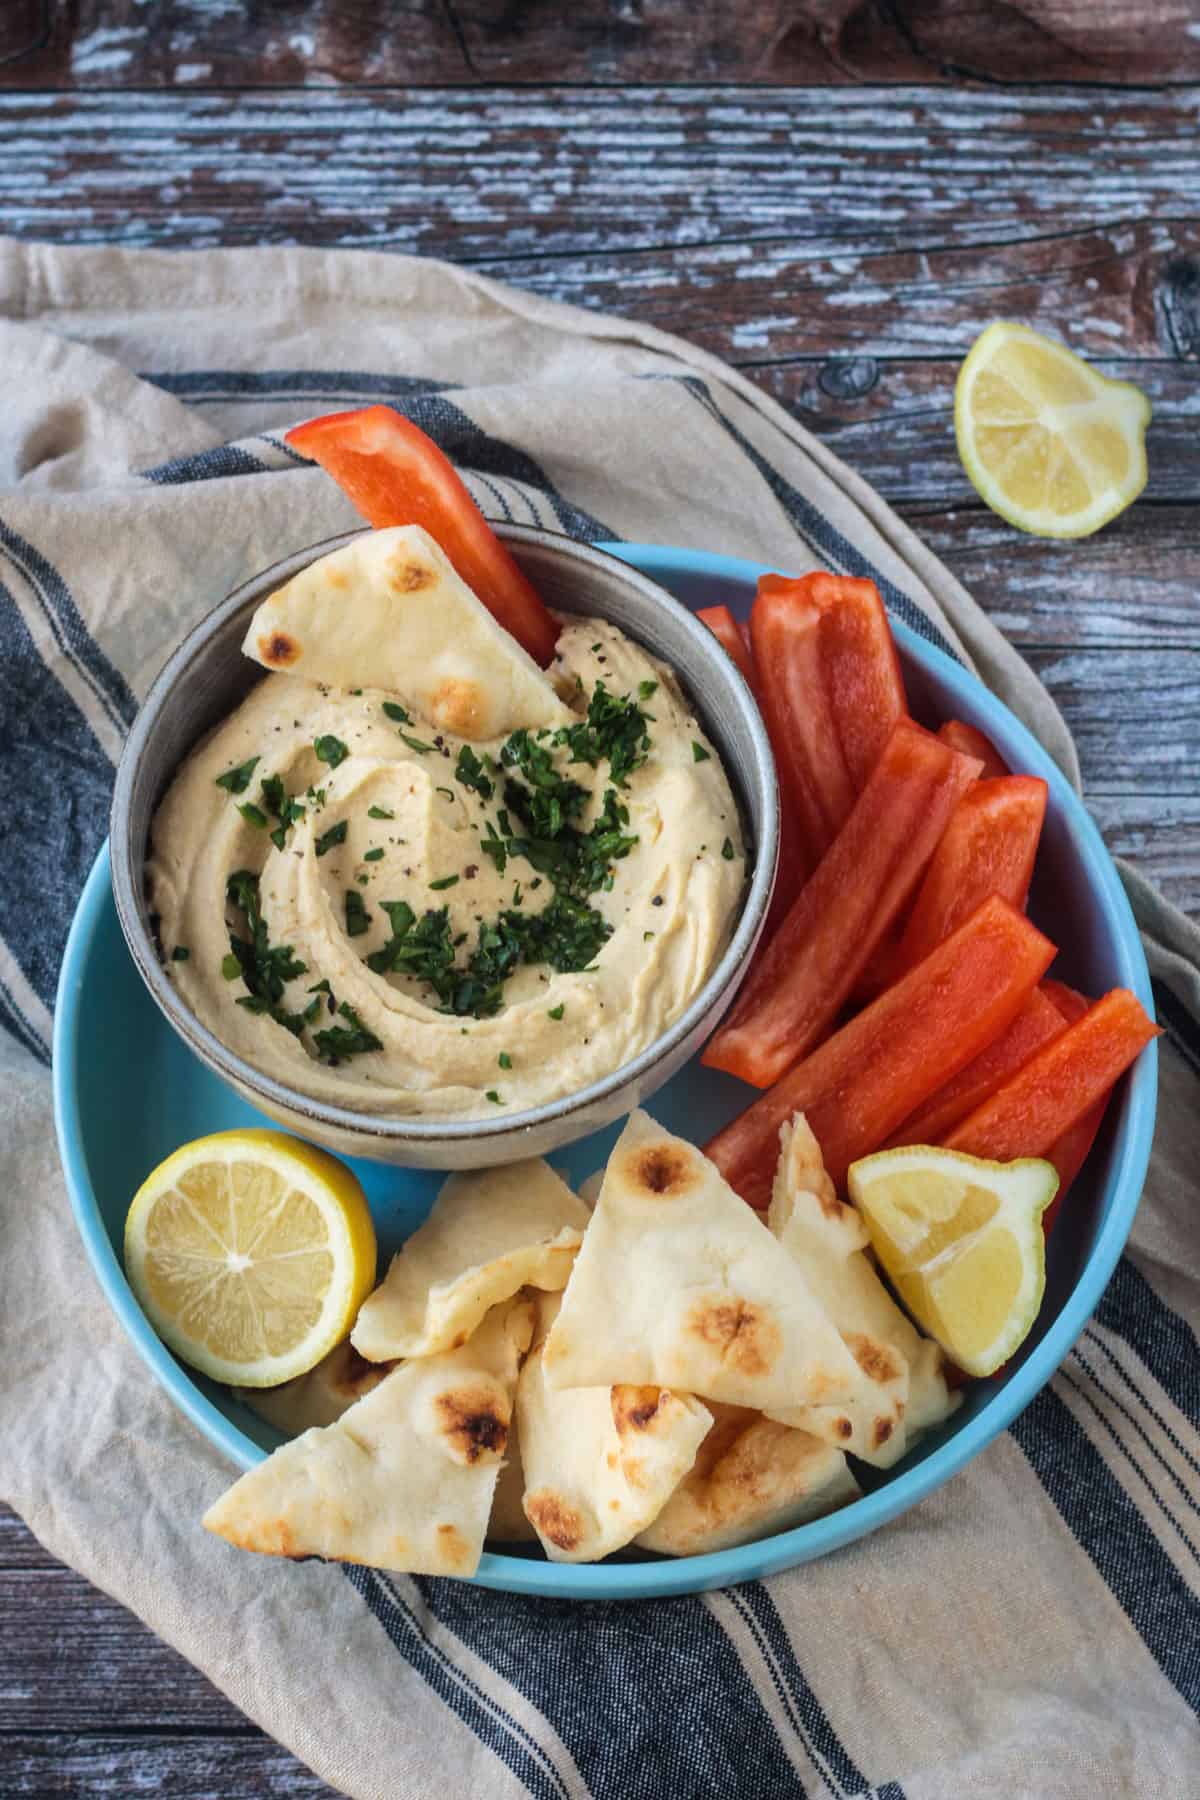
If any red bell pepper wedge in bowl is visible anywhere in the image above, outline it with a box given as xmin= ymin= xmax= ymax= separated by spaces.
xmin=703 ymin=720 xmax=981 ymax=1088
xmin=888 ymin=774 xmax=1048 ymax=980
xmin=1036 ymin=980 xmax=1111 ymax=1230
xmin=943 ymin=988 xmax=1160 ymax=1165
xmin=285 ymin=406 xmax=560 ymax=666
xmin=697 ymin=605 xmax=759 ymax=695
xmin=705 ymin=896 xmax=1058 ymax=1205
xmin=884 ymin=982 xmax=1068 ymax=1148
xmin=937 ymin=719 xmax=1010 ymax=780
xmin=749 ymin=572 xmax=907 ymax=872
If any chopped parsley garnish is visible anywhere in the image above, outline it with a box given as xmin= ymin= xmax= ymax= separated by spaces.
xmin=638 ymin=679 xmax=658 ymax=700
xmin=498 ymin=1051 xmax=512 ymax=1069
xmin=215 ymin=754 xmax=260 ymax=795
xmin=400 ymin=733 xmax=435 ymax=755
xmin=382 ymin=701 xmax=411 ymax=724
xmin=258 ymin=773 xmax=306 ymax=850
xmin=363 ymin=847 xmax=384 ymax=862
xmin=455 ymin=745 xmax=494 ymax=800
xmin=486 ymin=1090 xmax=502 ymax=1104
xmin=315 ymin=819 xmax=348 ymax=857
xmin=308 ymin=979 xmax=331 ymax=993
xmin=555 ymin=682 xmax=653 ymax=788
xmin=547 ymin=1004 xmax=564 ymax=1020
xmin=222 ymin=870 xmax=308 ymax=1035
xmin=171 ymin=945 xmax=190 ymax=962
xmin=344 ymin=889 xmax=371 ymax=937
xmin=429 ymin=874 xmax=460 ymax=891
xmin=314 ymin=734 xmax=348 ymax=769
xmin=237 ymin=802 xmax=268 ymax=829
xmin=314 ymin=1002 xmax=383 ymax=1062
xmin=722 ymin=836 xmax=735 ymax=860
xmin=367 ymin=804 xmax=394 ymax=820
xmin=692 ymin=741 xmax=711 ymax=763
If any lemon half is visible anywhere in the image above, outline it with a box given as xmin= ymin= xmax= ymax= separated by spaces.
xmin=125 ymin=1129 xmax=376 ymax=1387
xmin=955 ymin=321 xmax=1150 ymax=539
xmin=848 ymin=1145 xmax=1058 ymax=1377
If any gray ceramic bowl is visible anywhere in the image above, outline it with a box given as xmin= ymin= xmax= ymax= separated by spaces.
xmin=110 ymin=525 xmax=779 ymax=1167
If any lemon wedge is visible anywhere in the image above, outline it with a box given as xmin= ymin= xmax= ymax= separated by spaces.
xmin=125 ymin=1129 xmax=376 ymax=1388
xmin=847 ymin=1145 xmax=1058 ymax=1377
xmin=955 ymin=321 xmax=1150 ymax=538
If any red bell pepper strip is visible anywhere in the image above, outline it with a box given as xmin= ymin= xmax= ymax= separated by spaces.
xmin=884 ymin=983 xmax=1067 ymax=1147
xmin=750 ymin=572 xmax=907 ymax=869
xmin=943 ymin=989 xmax=1159 ymax=1165
xmin=703 ymin=720 xmax=981 ymax=1088
xmin=697 ymin=605 xmax=759 ymax=695
xmin=1037 ymin=980 xmax=1105 ymax=1231
xmin=285 ymin=406 xmax=560 ymax=666
xmin=888 ymin=775 xmax=1048 ymax=979
xmin=705 ymin=896 xmax=1056 ymax=1204
xmin=937 ymin=719 xmax=1010 ymax=780
xmin=750 ymin=578 xmax=852 ymax=874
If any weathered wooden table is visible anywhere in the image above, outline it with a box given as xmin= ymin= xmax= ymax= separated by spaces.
xmin=1 ymin=5 xmax=1197 ymax=1795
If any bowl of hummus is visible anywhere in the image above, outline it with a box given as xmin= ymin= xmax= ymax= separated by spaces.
xmin=110 ymin=525 xmax=778 ymax=1167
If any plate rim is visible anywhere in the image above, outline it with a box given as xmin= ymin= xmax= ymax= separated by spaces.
xmin=53 ymin=540 xmax=1159 ymax=1600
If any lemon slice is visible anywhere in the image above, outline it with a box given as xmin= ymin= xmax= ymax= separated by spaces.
xmin=125 ymin=1129 xmax=377 ymax=1387
xmin=847 ymin=1146 xmax=1058 ymax=1377
xmin=955 ymin=322 xmax=1150 ymax=538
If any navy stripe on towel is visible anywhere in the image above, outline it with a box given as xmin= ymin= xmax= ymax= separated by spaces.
xmin=729 ymin=1583 xmax=887 ymax=1797
xmin=0 ymin=576 xmax=114 ymax=1026
xmin=142 ymin=369 xmax=457 ymax=403
xmin=0 ymin=516 xmax=137 ymax=734
xmin=0 ymin=973 xmax=49 ymax=1066
xmin=1011 ymin=1382 xmax=1200 ymax=1715
xmin=1094 ymin=1259 xmax=1200 ymax=1437
xmin=344 ymin=1567 xmax=568 ymax=1800
xmin=143 ymin=445 xmax=270 ymax=484
xmin=416 ymin=1579 xmax=809 ymax=1800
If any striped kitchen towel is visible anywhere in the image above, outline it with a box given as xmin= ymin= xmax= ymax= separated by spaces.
xmin=0 ymin=239 xmax=1196 ymax=1799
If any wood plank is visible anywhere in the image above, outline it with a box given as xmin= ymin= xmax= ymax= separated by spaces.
xmin=0 ymin=92 xmax=1196 ymax=365
xmin=3 ymin=1 xmax=1198 ymax=89
xmin=0 ymin=1734 xmax=338 ymax=1798
xmin=1022 ymin=646 xmax=1198 ymax=796
xmin=0 ymin=1566 xmax=251 ymax=1731
xmin=1087 ymin=794 xmax=1200 ymax=920
xmin=891 ymin=499 xmax=1200 ymax=651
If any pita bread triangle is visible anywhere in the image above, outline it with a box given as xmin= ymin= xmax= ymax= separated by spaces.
xmin=636 ymin=1402 xmax=859 ymax=1556
xmin=516 ymin=1293 xmax=712 ymax=1562
xmin=352 ymin=1158 xmax=589 ymax=1362
xmin=243 ymin=525 xmax=569 ymax=741
xmin=541 ymin=1109 xmax=863 ymax=1413
xmin=765 ymin=1115 xmax=958 ymax=1466
xmin=204 ymin=1297 xmax=532 ymax=1578
xmin=234 ymin=1338 xmax=396 ymax=1437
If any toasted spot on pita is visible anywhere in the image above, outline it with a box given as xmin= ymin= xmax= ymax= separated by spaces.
xmin=258 ymin=629 xmax=300 ymax=667
xmin=872 ymin=1417 xmax=895 ymax=1450
xmin=435 ymin=1523 xmax=472 ymax=1569
xmin=845 ymin=1332 xmax=905 ymax=1387
xmin=435 ymin=1385 xmax=510 ymax=1465
xmin=428 ymin=675 xmax=487 ymax=737
xmin=626 ymin=1142 xmax=698 ymax=1198
xmin=833 ymin=1416 xmax=853 ymax=1440
xmin=388 ymin=554 xmax=435 ymax=592
xmin=525 ymin=1489 xmax=585 ymax=1553
xmin=325 ymin=567 xmax=350 ymax=590
xmin=612 ymin=1385 xmax=667 ymax=1435
xmin=686 ymin=1295 xmax=781 ymax=1379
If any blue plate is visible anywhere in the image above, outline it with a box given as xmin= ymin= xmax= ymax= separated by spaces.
xmin=53 ymin=543 xmax=1157 ymax=1599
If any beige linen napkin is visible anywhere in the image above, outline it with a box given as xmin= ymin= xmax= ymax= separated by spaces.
xmin=0 ymin=240 xmax=1195 ymax=1799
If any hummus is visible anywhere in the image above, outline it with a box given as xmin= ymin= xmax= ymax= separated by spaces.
xmin=150 ymin=602 xmax=747 ymax=1120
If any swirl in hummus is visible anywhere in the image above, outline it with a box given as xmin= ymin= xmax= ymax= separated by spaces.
xmin=149 ymin=526 xmax=747 ymax=1119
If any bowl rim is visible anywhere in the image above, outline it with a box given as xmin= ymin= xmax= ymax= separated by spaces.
xmin=59 ymin=540 xmax=1158 ymax=1601
xmin=109 ymin=525 xmax=779 ymax=1146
